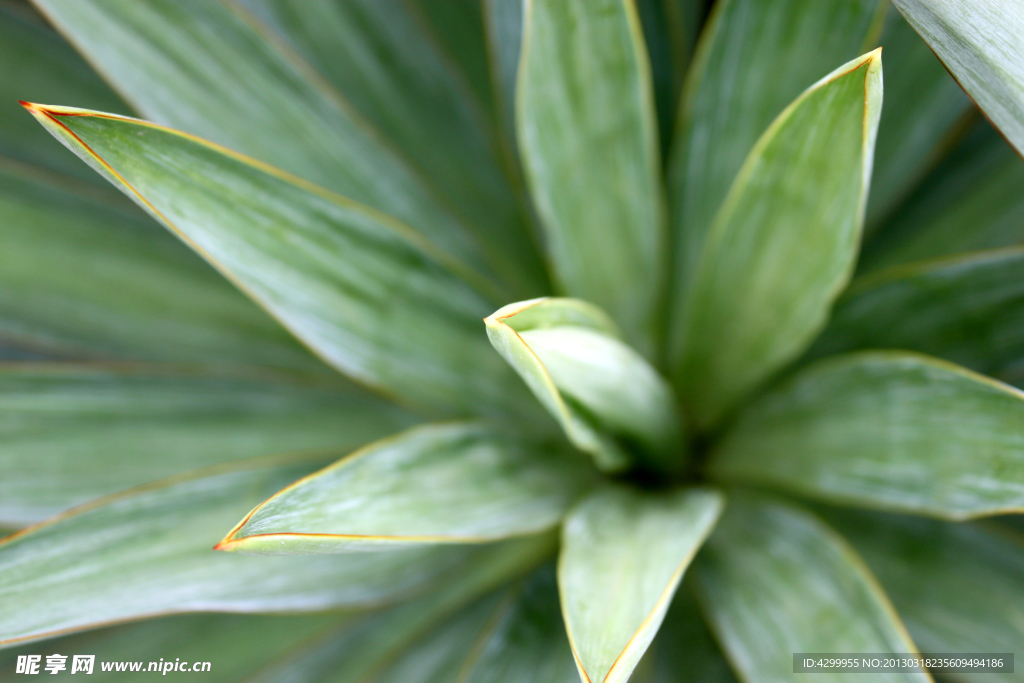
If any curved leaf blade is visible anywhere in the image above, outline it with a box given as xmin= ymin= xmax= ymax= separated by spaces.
xmin=26 ymin=105 xmax=531 ymax=419
xmin=486 ymin=298 xmax=684 ymax=473
xmin=673 ymin=50 xmax=883 ymax=429
xmin=0 ymin=363 xmax=413 ymax=525
xmin=217 ymin=422 xmax=594 ymax=554
xmin=518 ymin=0 xmax=666 ymax=354
xmin=694 ymin=493 xmax=930 ymax=683
xmin=559 ymin=485 xmax=724 ymax=683
xmin=0 ymin=454 xmax=553 ymax=646
xmin=892 ymin=0 xmax=1024 ymax=157
xmin=811 ymin=247 xmax=1024 ymax=386
xmin=668 ymin=0 xmax=884 ymax=313
xmin=30 ymin=0 xmax=497 ymax=283
xmin=234 ymin=0 xmax=546 ymax=297
xmin=825 ymin=508 xmax=1024 ymax=679
xmin=712 ymin=352 xmax=1024 ymax=520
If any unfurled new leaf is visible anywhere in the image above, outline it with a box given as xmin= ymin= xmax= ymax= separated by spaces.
xmin=559 ymin=485 xmax=724 ymax=683
xmin=217 ymin=422 xmax=593 ymax=554
xmin=712 ymin=352 xmax=1024 ymax=520
xmin=486 ymin=298 xmax=684 ymax=473
xmin=673 ymin=50 xmax=883 ymax=429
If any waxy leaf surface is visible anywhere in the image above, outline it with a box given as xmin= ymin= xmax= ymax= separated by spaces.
xmin=668 ymin=0 xmax=884 ymax=311
xmin=219 ymin=422 xmax=594 ymax=554
xmin=32 ymin=0 xmax=501 ymax=284
xmin=518 ymin=0 xmax=665 ymax=354
xmin=674 ymin=51 xmax=882 ymax=429
xmin=486 ymin=298 xmax=683 ymax=473
xmin=893 ymin=0 xmax=1024 ymax=156
xmin=0 ymin=363 xmax=412 ymax=525
xmin=712 ymin=352 xmax=1024 ymax=520
xmin=0 ymin=455 xmax=552 ymax=646
xmin=694 ymin=494 xmax=929 ymax=683
xmin=28 ymin=106 xmax=532 ymax=419
xmin=825 ymin=508 xmax=1024 ymax=682
xmin=812 ymin=248 xmax=1024 ymax=387
xmin=559 ymin=486 xmax=724 ymax=683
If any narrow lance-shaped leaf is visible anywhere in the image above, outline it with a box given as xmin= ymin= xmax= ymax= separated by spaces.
xmin=483 ymin=0 xmax=524 ymax=158
xmin=892 ymin=0 xmax=1024 ymax=157
xmin=673 ymin=50 xmax=883 ymax=430
xmin=668 ymin=0 xmax=884 ymax=311
xmin=216 ymin=422 xmax=595 ymax=554
xmin=0 ymin=363 xmax=414 ymax=525
xmin=823 ymin=507 xmax=1024 ymax=682
xmin=518 ymin=0 xmax=666 ymax=355
xmin=865 ymin=6 xmax=973 ymax=230
xmin=694 ymin=493 xmax=931 ymax=683
xmin=486 ymin=298 xmax=684 ymax=473
xmin=25 ymin=105 xmax=534 ymax=420
xmin=0 ymin=612 xmax=347 ymax=682
xmin=860 ymin=120 xmax=1024 ymax=273
xmin=0 ymin=454 xmax=554 ymax=646
xmin=234 ymin=0 xmax=547 ymax=297
xmin=31 ymin=0 xmax=501 ymax=286
xmin=810 ymin=247 xmax=1024 ymax=387
xmin=559 ymin=485 xmax=724 ymax=683
xmin=711 ymin=352 xmax=1024 ymax=520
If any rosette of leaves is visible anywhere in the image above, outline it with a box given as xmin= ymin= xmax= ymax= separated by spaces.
xmin=1 ymin=0 xmax=1024 ymax=681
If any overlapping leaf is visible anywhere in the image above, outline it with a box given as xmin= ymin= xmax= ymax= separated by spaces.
xmin=518 ymin=0 xmax=665 ymax=354
xmin=0 ymin=363 xmax=413 ymax=525
xmin=217 ymin=422 xmax=594 ymax=554
xmin=811 ymin=247 xmax=1024 ymax=386
xmin=824 ymin=508 xmax=1024 ymax=683
xmin=486 ymin=298 xmax=683 ymax=473
xmin=559 ymin=485 xmax=724 ymax=683
xmin=0 ymin=454 xmax=554 ymax=646
xmin=866 ymin=7 xmax=973 ymax=229
xmin=32 ymin=0 xmax=500 ymax=285
xmin=667 ymin=0 xmax=884 ymax=307
xmin=712 ymin=352 xmax=1024 ymax=520
xmin=27 ymin=105 xmax=534 ymax=419
xmin=673 ymin=50 xmax=882 ymax=429
xmin=235 ymin=0 xmax=546 ymax=297
xmin=861 ymin=120 xmax=1024 ymax=272
xmin=893 ymin=0 xmax=1024 ymax=156
xmin=694 ymin=494 xmax=930 ymax=683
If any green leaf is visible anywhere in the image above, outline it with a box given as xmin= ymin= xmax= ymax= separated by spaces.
xmin=0 ymin=160 xmax=322 ymax=370
xmin=486 ymin=298 xmax=684 ymax=473
xmin=866 ymin=6 xmax=974 ymax=230
xmin=27 ymin=105 xmax=533 ymax=419
xmin=230 ymin=553 xmax=558 ymax=683
xmin=559 ymin=485 xmax=724 ymax=683
xmin=634 ymin=585 xmax=738 ymax=683
xmin=217 ymin=422 xmax=594 ymax=554
xmin=0 ymin=612 xmax=347 ymax=681
xmin=672 ymin=50 xmax=883 ymax=430
xmin=811 ymin=247 xmax=1024 ymax=387
xmin=668 ymin=0 xmax=884 ymax=312
xmin=860 ymin=120 xmax=1024 ymax=272
xmin=694 ymin=493 xmax=929 ymax=683
xmin=0 ymin=454 xmax=554 ymax=646
xmin=483 ymin=0 xmax=524 ymax=158
xmin=518 ymin=0 xmax=666 ymax=354
xmin=892 ymin=0 xmax=1024 ymax=157
xmin=0 ymin=4 xmax=129 ymax=183
xmin=233 ymin=0 xmax=546 ymax=298
xmin=0 ymin=363 xmax=413 ymax=525
xmin=31 ymin=0 xmax=500 ymax=287
xmin=824 ymin=508 xmax=1024 ymax=682
xmin=711 ymin=352 xmax=1024 ymax=520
